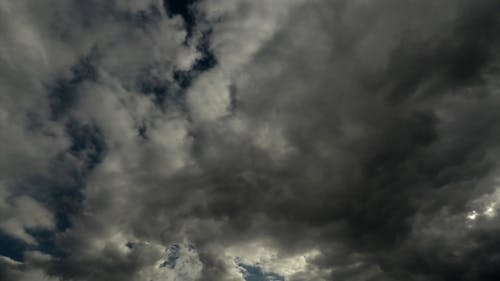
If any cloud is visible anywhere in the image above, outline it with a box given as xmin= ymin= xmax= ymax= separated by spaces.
xmin=2 ymin=0 xmax=500 ymax=280
xmin=0 ymin=192 xmax=54 ymax=244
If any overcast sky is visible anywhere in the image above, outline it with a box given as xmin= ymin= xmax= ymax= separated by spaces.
xmin=1 ymin=0 xmax=500 ymax=280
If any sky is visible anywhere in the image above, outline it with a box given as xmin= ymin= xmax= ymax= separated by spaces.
xmin=1 ymin=0 xmax=500 ymax=280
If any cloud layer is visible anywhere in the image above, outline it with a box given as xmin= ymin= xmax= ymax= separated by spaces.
xmin=1 ymin=0 xmax=500 ymax=280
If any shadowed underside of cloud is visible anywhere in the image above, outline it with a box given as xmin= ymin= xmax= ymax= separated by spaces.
xmin=1 ymin=0 xmax=500 ymax=280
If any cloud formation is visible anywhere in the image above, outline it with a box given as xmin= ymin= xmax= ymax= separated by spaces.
xmin=1 ymin=0 xmax=500 ymax=280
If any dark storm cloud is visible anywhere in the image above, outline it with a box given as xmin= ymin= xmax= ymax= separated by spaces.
xmin=181 ymin=0 xmax=500 ymax=280
xmin=2 ymin=0 xmax=500 ymax=281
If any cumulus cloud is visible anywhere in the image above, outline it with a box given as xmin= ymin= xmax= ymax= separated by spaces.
xmin=2 ymin=0 xmax=500 ymax=280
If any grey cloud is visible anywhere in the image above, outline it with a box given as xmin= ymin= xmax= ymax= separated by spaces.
xmin=2 ymin=0 xmax=500 ymax=281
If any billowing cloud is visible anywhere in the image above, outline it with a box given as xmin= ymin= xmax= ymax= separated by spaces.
xmin=1 ymin=0 xmax=500 ymax=280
